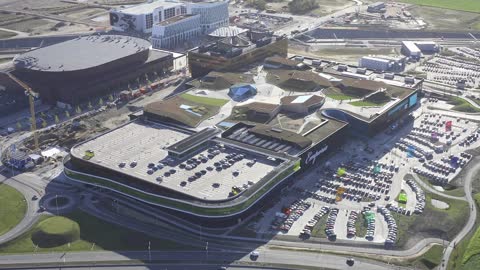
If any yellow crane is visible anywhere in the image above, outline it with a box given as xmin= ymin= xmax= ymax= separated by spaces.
xmin=6 ymin=72 xmax=39 ymax=151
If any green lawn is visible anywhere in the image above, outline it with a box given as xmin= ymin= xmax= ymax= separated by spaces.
xmin=413 ymin=174 xmax=465 ymax=197
xmin=180 ymin=93 xmax=229 ymax=107
xmin=349 ymin=100 xmax=385 ymax=107
xmin=461 ymin=193 xmax=480 ymax=264
xmin=398 ymin=0 xmax=480 ymax=13
xmin=0 ymin=184 xmax=27 ymax=237
xmin=355 ymin=213 xmax=367 ymax=238
xmin=0 ymin=30 xmax=16 ymax=39
xmin=0 ymin=210 xmax=190 ymax=254
xmin=392 ymin=191 xmax=469 ymax=248
xmin=326 ymin=94 xmax=357 ymax=101
xmin=410 ymin=244 xmax=444 ymax=269
xmin=0 ymin=58 xmax=12 ymax=64
xmin=447 ymin=97 xmax=480 ymax=113
xmin=310 ymin=214 xmax=328 ymax=238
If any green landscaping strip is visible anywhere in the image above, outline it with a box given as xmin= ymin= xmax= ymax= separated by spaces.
xmin=447 ymin=97 xmax=480 ymax=113
xmin=349 ymin=100 xmax=387 ymax=107
xmin=326 ymin=94 xmax=357 ymax=101
xmin=0 ymin=184 xmax=27 ymax=237
xmin=397 ymin=0 xmax=480 ymax=13
xmin=180 ymin=93 xmax=229 ymax=106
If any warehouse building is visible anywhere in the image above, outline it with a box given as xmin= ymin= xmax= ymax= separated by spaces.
xmin=359 ymin=56 xmax=406 ymax=72
xmin=401 ymin=41 xmax=439 ymax=60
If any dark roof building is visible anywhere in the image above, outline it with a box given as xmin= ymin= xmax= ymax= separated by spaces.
xmin=13 ymin=35 xmax=174 ymax=105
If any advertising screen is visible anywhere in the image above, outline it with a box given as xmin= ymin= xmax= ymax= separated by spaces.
xmin=409 ymin=93 xmax=418 ymax=107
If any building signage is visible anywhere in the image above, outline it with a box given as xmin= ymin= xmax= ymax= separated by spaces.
xmin=305 ymin=145 xmax=328 ymax=165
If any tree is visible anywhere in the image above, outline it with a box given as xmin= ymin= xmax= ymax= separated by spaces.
xmin=108 ymin=94 xmax=114 ymax=102
xmin=76 ymin=106 xmax=82 ymax=114
xmin=99 ymin=98 xmax=104 ymax=106
xmin=88 ymin=101 xmax=93 ymax=110
xmin=41 ymin=120 xmax=47 ymax=128
xmin=54 ymin=115 xmax=60 ymax=124
xmin=65 ymin=111 xmax=70 ymax=118
xmin=247 ymin=0 xmax=266 ymax=10
xmin=288 ymin=0 xmax=318 ymax=14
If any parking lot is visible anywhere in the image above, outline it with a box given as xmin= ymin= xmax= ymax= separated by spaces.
xmin=72 ymin=121 xmax=279 ymax=200
xmin=253 ymin=105 xmax=480 ymax=247
xmin=418 ymin=48 xmax=480 ymax=89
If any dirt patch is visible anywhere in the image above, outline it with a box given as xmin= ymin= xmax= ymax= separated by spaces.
xmin=431 ymin=199 xmax=449 ymax=210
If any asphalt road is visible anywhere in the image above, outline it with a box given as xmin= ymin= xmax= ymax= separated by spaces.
xmin=2 ymin=266 xmax=303 ymax=270
xmin=0 ymin=173 xmax=42 ymax=244
xmin=0 ymin=249 xmax=398 ymax=270
xmin=439 ymin=160 xmax=480 ymax=270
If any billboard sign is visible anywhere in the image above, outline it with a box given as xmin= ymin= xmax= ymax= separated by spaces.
xmin=304 ymin=145 xmax=328 ymax=166
xmin=110 ymin=12 xmax=138 ymax=31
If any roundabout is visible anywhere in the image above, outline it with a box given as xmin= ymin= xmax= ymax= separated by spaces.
xmin=41 ymin=194 xmax=78 ymax=214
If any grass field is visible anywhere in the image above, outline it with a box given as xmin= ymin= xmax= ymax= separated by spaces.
xmin=0 ymin=30 xmax=16 ymax=39
xmin=447 ymin=193 xmax=480 ymax=269
xmin=392 ymin=191 xmax=469 ymax=248
xmin=310 ymin=214 xmax=328 ymax=238
xmin=349 ymin=100 xmax=386 ymax=107
xmin=0 ymin=184 xmax=27 ymax=237
xmin=447 ymin=97 xmax=480 ymax=113
xmin=413 ymin=174 xmax=466 ymax=197
xmin=326 ymin=94 xmax=357 ymax=101
xmin=407 ymin=5 xmax=480 ymax=31
xmin=0 ymin=58 xmax=12 ymax=64
xmin=0 ymin=210 xmax=189 ymax=253
xmin=180 ymin=93 xmax=229 ymax=107
xmin=460 ymin=193 xmax=480 ymax=264
xmin=414 ymin=244 xmax=444 ymax=269
xmin=399 ymin=0 xmax=480 ymax=13
xmin=355 ymin=214 xmax=367 ymax=238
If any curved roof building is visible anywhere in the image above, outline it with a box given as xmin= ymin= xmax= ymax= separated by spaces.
xmin=12 ymin=35 xmax=173 ymax=105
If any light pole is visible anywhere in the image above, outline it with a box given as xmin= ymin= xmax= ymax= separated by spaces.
xmin=206 ymin=241 xmax=208 ymax=263
xmin=55 ymin=194 xmax=59 ymax=215
xmin=148 ymin=241 xmax=151 ymax=262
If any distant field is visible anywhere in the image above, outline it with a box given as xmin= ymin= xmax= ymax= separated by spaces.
xmin=0 ymin=30 xmax=16 ymax=39
xmin=399 ymin=0 xmax=480 ymax=13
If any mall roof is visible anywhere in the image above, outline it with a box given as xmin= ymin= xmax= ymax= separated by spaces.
xmin=250 ymin=124 xmax=312 ymax=149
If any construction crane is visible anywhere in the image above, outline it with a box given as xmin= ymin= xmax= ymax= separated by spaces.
xmin=5 ymin=72 xmax=39 ymax=151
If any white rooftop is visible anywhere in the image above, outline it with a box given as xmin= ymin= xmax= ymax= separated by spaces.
xmin=118 ymin=0 xmax=183 ymax=15
xmin=402 ymin=41 xmax=421 ymax=53
xmin=291 ymin=95 xmax=313 ymax=104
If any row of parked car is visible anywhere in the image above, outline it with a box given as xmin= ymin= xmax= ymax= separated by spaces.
xmin=377 ymin=206 xmax=398 ymax=248
xmin=459 ymin=132 xmax=479 ymax=147
xmin=386 ymin=204 xmax=411 ymax=216
xmin=413 ymin=167 xmax=449 ymax=185
xmin=362 ymin=209 xmax=375 ymax=241
xmin=325 ymin=208 xmax=339 ymax=241
xmin=346 ymin=210 xmax=358 ymax=238
xmin=272 ymin=200 xmax=311 ymax=233
xmin=406 ymin=179 xmax=426 ymax=214
xmin=300 ymin=206 xmax=330 ymax=238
